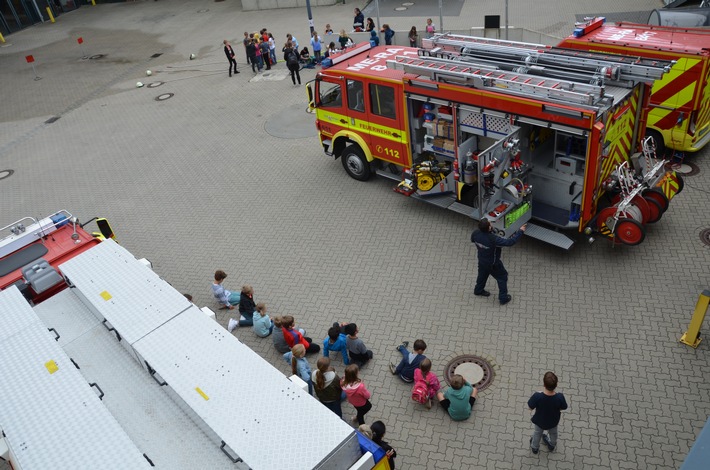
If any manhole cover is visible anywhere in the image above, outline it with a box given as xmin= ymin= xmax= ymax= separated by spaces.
xmin=0 ymin=169 xmax=14 ymax=181
xmin=701 ymin=228 xmax=710 ymax=246
xmin=402 ymin=2 xmax=414 ymax=5
xmin=394 ymin=6 xmax=407 ymax=10
xmin=150 ymin=53 xmax=163 ymax=59
xmin=89 ymin=54 xmax=106 ymax=60
xmin=44 ymin=116 xmax=60 ymax=124
xmin=445 ymin=355 xmax=494 ymax=391
xmin=147 ymin=81 xmax=164 ymax=88
xmin=154 ymin=93 xmax=174 ymax=101
xmin=197 ymin=8 xmax=209 ymax=12
xmin=665 ymin=161 xmax=700 ymax=177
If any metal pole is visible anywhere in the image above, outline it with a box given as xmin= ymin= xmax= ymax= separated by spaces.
xmin=306 ymin=0 xmax=315 ymax=35
xmin=505 ymin=0 xmax=509 ymax=40
xmin=438 ymin=0 xmax=443 ymax=33
xmin=376 ymin=0 xmax=381 ymax=32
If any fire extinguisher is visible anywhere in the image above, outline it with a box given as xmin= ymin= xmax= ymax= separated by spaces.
xmin=453 ymin=156 xmax=460 ymax=182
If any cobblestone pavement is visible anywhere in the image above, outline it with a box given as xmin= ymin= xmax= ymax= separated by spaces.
xmin=1 ymin=1 xmax=709 ymax=469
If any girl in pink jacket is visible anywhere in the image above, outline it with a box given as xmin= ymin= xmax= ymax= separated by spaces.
xmin=413 ymin=358 xmax=441 ymax=409
xmin=341 ymin=365 xmax=372 ymax=425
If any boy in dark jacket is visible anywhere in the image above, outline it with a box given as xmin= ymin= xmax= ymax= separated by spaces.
xmin=344 ymin=323 xmax=373 ymax=367
xmin=528 ymin=371 xmax=568 ymax=454
xmin=389 ymin=339 xmax=426 ymax=382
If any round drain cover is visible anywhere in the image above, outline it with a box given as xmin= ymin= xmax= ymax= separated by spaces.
xmin=89 ymin=54 xmax=105 ymax=60
xmin=394 ymin=6 xmax=407 ymax=10
xmin=665 ymin=161 xmax=700 ymax=177
xmin=0 ymin=169 xmax=14 ymax=181
xmin=445 ymin=355 xmax=495 ymax=391
xmin=701 ymin=228 xmax=710 ymax=246
xmin=197 ymin=8 xmax=209 ymax=12
xmin=147 ymin=81 xmax=164 ymax=88
xmin=402 ymin=2 xmax=415 ymax=5
xmin=155 ymin=93 xmax=174 ymax=101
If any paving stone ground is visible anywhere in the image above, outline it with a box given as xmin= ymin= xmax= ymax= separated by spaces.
xmin=1 ymin=1 xmax=709 ymax=469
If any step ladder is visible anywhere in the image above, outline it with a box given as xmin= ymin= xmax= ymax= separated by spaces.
xmin=388 ymin=55 xmax=606 ymax=107
xmin=424 ymin=33 xmax=672 ymax=85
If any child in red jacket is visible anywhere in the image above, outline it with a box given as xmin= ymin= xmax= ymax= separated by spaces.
xmin=282 ymin=315 xmax=321 ymax=354
xmin=341 ymin=364 xmax=372 ymax=425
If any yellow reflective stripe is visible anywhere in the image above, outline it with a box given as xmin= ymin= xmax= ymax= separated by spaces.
xmin=661 ymin=173 xmax=680 ymax=200
xmin=317 ymin=109 xmax=407 ymax=144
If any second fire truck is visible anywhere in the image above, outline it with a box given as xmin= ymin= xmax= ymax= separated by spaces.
xmin=308 ymin=34 xmax=683 ymax=249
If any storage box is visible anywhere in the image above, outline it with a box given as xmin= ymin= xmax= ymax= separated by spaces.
xmin=432 ymin=137 xmax=455 ymax=156
xmin=435 ymin=119 xmax=454 ymax=139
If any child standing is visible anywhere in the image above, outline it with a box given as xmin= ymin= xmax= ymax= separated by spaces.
xmin=381 ymin=24 xmax=395 ymax=46
xmin=312 ymin=357 xmax=345 ymax=418
xmin=528 ymin=371 xmax=568 ymax=454
xmin=390 ymin=339 xmax=427 ymax=382
xmin=323 ymin=324 xmax=350 ymax=365
xmin=238 ymin=285 xmax=256 ymax=326
xmin=436 ymin=374 xmax=478 ymax=421
xmin=341 ymin=365 xmax=372 ymax=425
xmin=408 ymin=26 xmax=418 ymax=47
xmin=344 ymin=323 xmax=373 ymax=368
xmin=425 ymin=18 xmax=436 ymax=38
xmin=412 ymin=358 xmax=441 ymax=409
xmin=284 ymin=344 xmax=313 ymax=395
xmin=371 ymin=421 xmax=397 ymax=469
xmin=252 ymin=303 xmax=273 ymax=337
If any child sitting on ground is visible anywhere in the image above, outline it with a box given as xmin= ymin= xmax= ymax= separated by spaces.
xmin=252 ymin=303 xmax=273 ymax=338
xmin=212 ymin=270 xmax=240 ymax=310
xmin=237 ymin=285 xmax=256 ymax=326
xmin=344 ymin=323 xmax=373 ymax=368
xmin=322 ymin=323 xmax=350 ymax=365
xmin=283 ymin=344 xmax=313 ymax=395
xmin=436 ymin=374 xmax=478 ymax=421
xmin=282 ymin=315 xmax=321 ymax=354
xmin=412 ymin=358 xmax=441 ymax=409
xmin=390 ymin=339 xmax=427 ymax=383
xmin=272 ymin=317 xmax=290 ymax=353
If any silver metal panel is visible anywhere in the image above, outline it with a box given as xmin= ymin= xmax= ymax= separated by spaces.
xmin=32 ymin=288 xmax=100 ymax=347
xmin=525 ymin=223 xmax=575 ymax=250
xmin=61 ymin=319 xmax=244 ymax=469
xmin=0 ymin=318 xmax=150 ymax=469
xmin=0 ymin=286 xmax=38 ymax=342
xmin=58 ymin=239 xmax=191 ymax=345
xmin=133 ymin=305 xmax=359 ymax=470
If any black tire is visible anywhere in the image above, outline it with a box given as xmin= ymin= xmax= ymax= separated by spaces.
xmin=645 ymin=129 xmax=665 ymax=157
xmin=341 ymin=144 xmax=371 ymax=181
xmin=675 ymin=173 xmax=684 ymax=194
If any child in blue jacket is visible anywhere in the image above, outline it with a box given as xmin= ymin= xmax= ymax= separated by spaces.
xmin=323 ymin=324 xmax=350 ymax=365
xmin=389 ymin=339 xmax=427 ymax=382
xmin=284 ymin=344 xmax=313 ymax=395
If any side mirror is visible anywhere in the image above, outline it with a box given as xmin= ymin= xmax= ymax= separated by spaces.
xmin=95 ymin=218 xmax=115 ymax=240
xmin=306 ymin=82 xmax=315 ymax=111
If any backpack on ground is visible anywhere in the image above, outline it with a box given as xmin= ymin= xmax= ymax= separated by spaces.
xmin=411 ymin=381 xmax=429 ymax=404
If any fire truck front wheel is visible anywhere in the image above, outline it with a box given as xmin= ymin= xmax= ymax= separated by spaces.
xmin=341 ymin=144 xmax=371 ymax=181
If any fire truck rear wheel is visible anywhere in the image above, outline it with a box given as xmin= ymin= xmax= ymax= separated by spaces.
xmin=341 ymin=144 xmax=371 ymax=181
xmin=645 ymin=129 xmax=665 ymax=155
xmin=614 ymin=218 xmax=646 ymax=246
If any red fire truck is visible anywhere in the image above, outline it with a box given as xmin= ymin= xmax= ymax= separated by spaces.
xmin=558 ymin=17 xmax=710 ymax=154
xmin=307 ymin=35 xmax=683 ymax=249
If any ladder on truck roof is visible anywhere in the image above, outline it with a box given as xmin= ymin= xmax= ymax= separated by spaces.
xmin=388 ymin=54 xmax=608 ymax=108
xmin=423 ymin=33 xmax=672 ymax=85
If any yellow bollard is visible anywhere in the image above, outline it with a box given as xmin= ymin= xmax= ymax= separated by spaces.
xmin=0 ymin=32 xmax=5 ymax=43
xmin=91 ymin=0 xmax=95 ymax=4
xmin=46 ymin=7 xmax=55 ymax=23
xmin=680 ymin=289 xmax=709 ymax=348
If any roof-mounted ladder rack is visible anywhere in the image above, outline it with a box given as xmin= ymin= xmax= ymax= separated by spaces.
xmin=388 ymin=55 xmax=606 ymax=107
xmin=423 ymin=33 xmax=673 ymax=84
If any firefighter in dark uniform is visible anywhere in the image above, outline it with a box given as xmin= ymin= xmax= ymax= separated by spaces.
xmin=471 ymin=219 xmax=526 ymax=305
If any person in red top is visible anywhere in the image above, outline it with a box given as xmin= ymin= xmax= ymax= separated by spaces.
xmin=341 ymin=364 xmax=372 ymax=425
xmin=281 ymin=315 xmax=321 ymax=354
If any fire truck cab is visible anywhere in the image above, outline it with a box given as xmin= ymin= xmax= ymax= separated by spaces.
xmin=309 ymin=35 xmax=683 ymax=249
xmin=558 ymin=18 xmax=710 ymax=154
